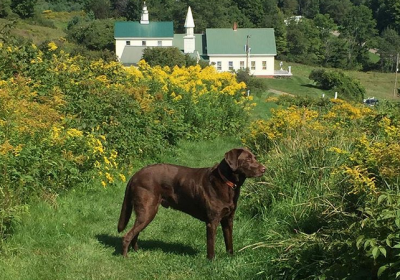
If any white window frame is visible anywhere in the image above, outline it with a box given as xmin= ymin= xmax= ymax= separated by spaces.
xmin=142 ymin=40 xmax=146 ymax=46
xmin=251 ymin=61 xmax=256 ymax=70
xmin=217 ymin=61 xmax=222 ymax=70
xmin=228 ymin=61 xmax=234 ymax=71
xmin=262 ymin=61 xmax=267 ymax=70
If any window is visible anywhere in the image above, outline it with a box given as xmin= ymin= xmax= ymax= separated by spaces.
xmin=158 ymin=40 xmax=162 ymax=46
xmin=240 ymin=61 xmax=245 ymax=70
xmin=142 ymin=41 xmax=146 ymax=46
xmin=251 ymin=61 xmax=256 ymax=70
xmin=228 ymin=61 xmax=233 ymax=71
xmin=217 ymin=61 xmax=222 ymax=70
xmin=262 ymin=61 xmax=267 ymax=70
xmin=126 ymin=41 xmax=131 ymax=46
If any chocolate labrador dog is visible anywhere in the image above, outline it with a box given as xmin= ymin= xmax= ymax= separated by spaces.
xmin=117 ymin=148 xmax=265 ymax=259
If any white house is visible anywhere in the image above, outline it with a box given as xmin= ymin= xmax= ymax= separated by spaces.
xmin=114 ymin=3 xmax=285 ymax=76
xmin=206 ymin=27 xmax=277 ymax=76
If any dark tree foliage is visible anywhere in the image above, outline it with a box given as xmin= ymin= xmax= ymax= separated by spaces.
xmin=298 ymin=0 xmax=320 ymax=18
xmin=0 ymin=0 xmax=12 ymax=18
xmin=320 ymin=0 xmax=353 ymax=25
xmin=110 ymin=0 xmax=129 ymax=17
xmin=262 ymin=3 xmax=287 ymax=56
xmin=125 ymin=0 xmax=141 ymax=21
xmin=378 ymin=28 xmax=400 ymax=72
xmin=10 ymin=0 xmax=37 ymax=19
xmin=339 ymin=5 xmax=377 ymax=69
xmin=66 ymin=18 xmax=115 ymax=51
xmin=233 ymin=0 xmax=265 ymax=26
xmin=83 ymin=0 xmax=112 ymax=19
xmin=278 ymin=0 xmax=299 ymax=15
xmin=284 ymin=18 xmax=322 ymax=64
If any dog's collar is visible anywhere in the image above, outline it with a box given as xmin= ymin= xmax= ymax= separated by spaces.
xmin=217 ymin=167 xmax=237 ymax=189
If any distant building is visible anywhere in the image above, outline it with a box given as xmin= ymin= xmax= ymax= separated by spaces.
xmin=206 ymin=27 xmax=276 ymax=77
xmin=114 ymin=2 xmax=288 ymax=76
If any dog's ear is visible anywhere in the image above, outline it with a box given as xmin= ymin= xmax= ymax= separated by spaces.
xmin=224 ymin=148 xmax=245 ymax=171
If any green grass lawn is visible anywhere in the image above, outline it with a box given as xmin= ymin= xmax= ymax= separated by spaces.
xmin=0 ymin=138 xmax=275 ymax=280
xmin=270 ymin=60 xmax=400 ymax=101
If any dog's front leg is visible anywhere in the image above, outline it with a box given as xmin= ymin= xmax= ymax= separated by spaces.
xmin=206 ymin=221 xmax=218 ymax=259
xmin=221 ymin=216 xmax=233 ymax=255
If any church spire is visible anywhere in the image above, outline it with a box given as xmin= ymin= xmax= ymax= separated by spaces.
xmin=184 ymin=6 xmax=195 ymax=30
xmin=140 ymin=2 xmax=149 ymax=24
xmin=184 ymin=6 xmax=195 ymax=53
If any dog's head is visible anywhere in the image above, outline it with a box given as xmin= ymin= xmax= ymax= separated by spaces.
xmin=224 ymin=148 xmax=265 ymax=178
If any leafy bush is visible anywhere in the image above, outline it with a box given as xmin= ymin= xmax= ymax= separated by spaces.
xmin=142 ymin=47 xmax=186 ymax=68
xmin=235 ymin=69 xmax=268 ymax=95
xmin=309 ymin=68 xmax=366 ymax=101
xmin=65 ymin=17 xmax=115 ymax=52
xmin=242 ymin=97 xmax=400 ymax=279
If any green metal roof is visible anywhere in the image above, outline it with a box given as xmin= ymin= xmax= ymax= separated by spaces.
xmin=172 ymin=34 xmax=206 ymax=55
xmin=114 ymin=21 xmax=174 ymax=38
xmin=205 ymin=28 xmax=276 ymax=55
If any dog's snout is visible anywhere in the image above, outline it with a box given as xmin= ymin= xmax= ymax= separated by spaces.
xmin=260 ymin=165 xmax=266 ymax=173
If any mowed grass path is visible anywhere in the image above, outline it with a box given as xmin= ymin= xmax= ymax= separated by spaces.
xmin=0 ymin=138 xmax=273 ymax=280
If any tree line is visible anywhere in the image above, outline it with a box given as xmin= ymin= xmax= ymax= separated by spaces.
xmin=1 ymin=0 xmax=400 ymax=71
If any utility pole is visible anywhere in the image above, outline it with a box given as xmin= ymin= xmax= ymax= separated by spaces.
xmin=394 ymin=53 xmax=399 ymax=97
xmin=246 ymin=35 xmax=250 ymax=73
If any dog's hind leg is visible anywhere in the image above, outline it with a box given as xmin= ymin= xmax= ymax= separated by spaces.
xmin=121 ymin=190 xmax=160 ymax=257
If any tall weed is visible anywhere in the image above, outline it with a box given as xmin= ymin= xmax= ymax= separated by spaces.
xmin=242 ymin=96 xmax=400 ymax=279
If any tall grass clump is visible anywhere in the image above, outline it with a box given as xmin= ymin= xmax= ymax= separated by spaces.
xmin=242 ymin=96 xmax=400 ymax=279
xmin=0 ymin=41 xmax=252 ymax=248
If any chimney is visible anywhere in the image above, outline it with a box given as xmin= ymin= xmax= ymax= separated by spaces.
xmin=233 ymin=22 xmax=238 ymax=31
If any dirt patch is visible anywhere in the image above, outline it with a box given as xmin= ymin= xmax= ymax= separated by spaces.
xmin=268 ymin=89 xmax=295 ymax=97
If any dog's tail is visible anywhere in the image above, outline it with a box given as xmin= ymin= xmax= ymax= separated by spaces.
xmin=118 ymin=179 xmax=134 ymax=233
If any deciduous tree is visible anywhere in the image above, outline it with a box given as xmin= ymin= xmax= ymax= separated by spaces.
xmin=10 ymin=0 xmax=37 ymax=19
xmin=339 ymin=4 xmax=377 ymax=68
xmin=0 ymin=0 xmax=12 ymax=18
xmin=378 ymin=28 xmax=400 ymax=72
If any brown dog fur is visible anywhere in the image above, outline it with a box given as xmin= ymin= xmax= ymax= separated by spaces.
xmin=117 ymin=148 xmax=265 ymax=259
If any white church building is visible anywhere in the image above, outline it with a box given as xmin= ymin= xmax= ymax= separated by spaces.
xmin=114 ymin=3 xmax=283 ymax=77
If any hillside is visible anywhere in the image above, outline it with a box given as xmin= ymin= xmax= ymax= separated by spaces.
xmin=1 ymin=7 xmax=399 ymax=103
xmin=0 ymin=10 xmax=83 ymax=44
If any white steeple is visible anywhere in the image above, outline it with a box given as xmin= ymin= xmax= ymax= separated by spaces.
xmin=140 ymin=2 xmax=149 ymax=24
xmin=184 ymin=6 xmax=195 ymax=30
xmin=184 ymin=6 xmax=195 ymax=53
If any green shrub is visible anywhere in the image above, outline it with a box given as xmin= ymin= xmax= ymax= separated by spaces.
xmin=309 ymin=68 xmax=366 ymax=101
xmin=142 ymin=47 xmax=187 ymax=68
xmin=235 ymin=69 xmax=268 ymax=95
